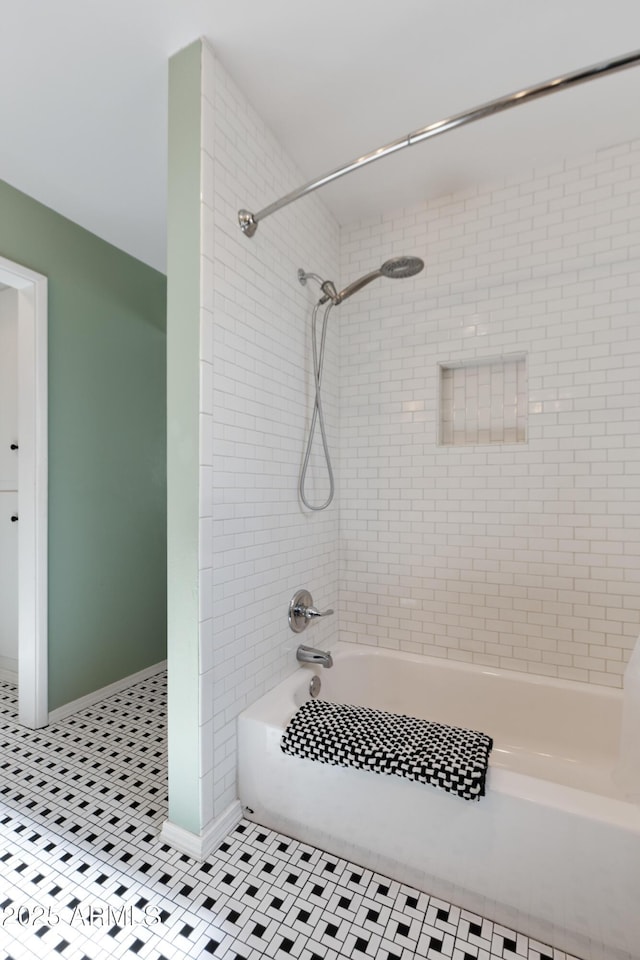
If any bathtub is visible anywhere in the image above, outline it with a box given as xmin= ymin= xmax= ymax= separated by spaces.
xmin=238 ymin=642 xmax=640 ymax=960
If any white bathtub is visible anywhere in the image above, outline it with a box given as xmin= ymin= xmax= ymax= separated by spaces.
xmin=238 ymin=642 xmax=640 ymax=960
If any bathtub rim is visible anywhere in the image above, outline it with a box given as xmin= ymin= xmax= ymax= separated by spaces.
xmin=240 ymin=640 xmax=640 ymax=832
xmin=310 ymin=639 xmax=622 ymax=701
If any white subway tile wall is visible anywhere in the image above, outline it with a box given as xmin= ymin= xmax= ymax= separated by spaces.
xmin=338 ymin=139 xmax=640 ymax=688
xmin=439 ymin=355 xmax=527 ymax=445
xmin=197 ymin=44 xmax=639 ymax=830
xmin=199 ymin=43 xmax=340 ymax=825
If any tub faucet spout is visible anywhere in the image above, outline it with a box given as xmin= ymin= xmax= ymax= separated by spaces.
xmin=296 ymin=644 xmax=333 ymax=668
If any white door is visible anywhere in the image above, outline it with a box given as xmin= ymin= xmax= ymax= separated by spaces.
xmin=0 ymin=287 xmax=19 ymax=678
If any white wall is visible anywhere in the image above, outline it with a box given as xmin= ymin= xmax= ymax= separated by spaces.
xmin=339 ymin=139 xmax=640 ymax=688
xmin=199 ymin=42 xmax=340 ymax=825
xmin=171 ymin=48 xmax=640 ymax=842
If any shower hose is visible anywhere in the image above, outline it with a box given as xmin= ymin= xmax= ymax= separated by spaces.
xmin=299 ymin=299 xmax=334 ymax=511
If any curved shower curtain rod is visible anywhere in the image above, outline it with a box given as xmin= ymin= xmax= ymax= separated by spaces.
xmin=238 ymin=48 xmax=640 ymax=238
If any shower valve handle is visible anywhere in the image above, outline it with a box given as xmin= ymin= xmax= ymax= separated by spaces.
xmin=305 ymin=604 xmax=334 ymax=621
xmin=289 ymin=589 xmax=334 ymax=633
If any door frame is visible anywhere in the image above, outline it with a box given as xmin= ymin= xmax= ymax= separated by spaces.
xmin=0 ymin=255 xmax=48 ymax=727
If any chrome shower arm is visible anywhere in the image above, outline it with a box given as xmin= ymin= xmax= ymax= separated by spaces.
xmin=238 ymin=48 xmax=640 ymax=238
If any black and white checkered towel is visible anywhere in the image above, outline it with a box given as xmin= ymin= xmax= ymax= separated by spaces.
xmin=281 ymin=698 xmax=493 ymax=801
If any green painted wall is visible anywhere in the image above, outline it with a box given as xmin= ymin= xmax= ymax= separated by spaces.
xmin=166 ymin=39 xmax=203 ymax=834
xmin=0 ymin=178 xmax=167 ymax=711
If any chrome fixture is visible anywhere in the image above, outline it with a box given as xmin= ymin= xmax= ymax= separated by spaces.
xmin=289 ymin=589 xmax=334 ymax=633
xmin=298 ymin=256 xmax=424 ymax=510
xmin=309 ymin=675 xmax=322 ymax=697
xmin=297 ymin=268 xmax=324 ymax=288
xmin=238 ymin=49 xmax=640 ymax=238
xmin=299 ymin=256 xmax=424 ymax=307
xmin=296 ymin=644 xmax=333 ymax=669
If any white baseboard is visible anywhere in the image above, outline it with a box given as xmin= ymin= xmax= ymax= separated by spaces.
xmin=160 ymin=800 xmax=243 ymax=861
xmin=48 ymin=660 xmax=167 ymax=723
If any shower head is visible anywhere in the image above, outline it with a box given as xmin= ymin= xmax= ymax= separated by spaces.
xmin=333 ymin=254 xmax=424 ymax=304
xmin=380 ymin=256 xmax=424 ymax=279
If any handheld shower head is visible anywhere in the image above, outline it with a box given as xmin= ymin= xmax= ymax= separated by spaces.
xmin=335 ymin=254 xmax=424 ymax=303
xmin=380 ymin=255 xmax=424 ymax=279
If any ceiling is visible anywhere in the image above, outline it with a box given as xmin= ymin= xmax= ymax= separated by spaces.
xmin=1 ymin=0 xmax=639 ymax=272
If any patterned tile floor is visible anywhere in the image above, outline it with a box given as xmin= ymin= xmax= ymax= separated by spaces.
xmin=0 ymin=674 xmax=580 ymax=960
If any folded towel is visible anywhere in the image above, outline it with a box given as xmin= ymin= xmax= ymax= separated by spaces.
xmin=281 ymin=698 xmax=493 ymax=801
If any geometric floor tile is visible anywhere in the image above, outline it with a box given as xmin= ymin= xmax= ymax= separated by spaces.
xmin=0 ymin=675 xmax=583 ymax=960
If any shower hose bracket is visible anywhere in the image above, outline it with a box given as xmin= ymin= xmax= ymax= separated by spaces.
xmin=238 ymin=209 xmax=258 ymax=237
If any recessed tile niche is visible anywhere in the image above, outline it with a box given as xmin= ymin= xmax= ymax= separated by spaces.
xmin=439 ymin=354 xmax=527 ymax=445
